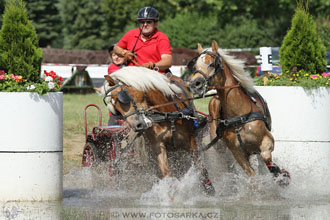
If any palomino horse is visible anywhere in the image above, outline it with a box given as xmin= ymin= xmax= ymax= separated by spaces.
xmin=189 ymin=41 xmax=290 ymax=185
xmin=102 ymin=66 xmax=215 ymax=196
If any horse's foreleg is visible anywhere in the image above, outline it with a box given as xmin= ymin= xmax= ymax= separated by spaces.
xmin=260 ymin=134 xmax=290 ymax=186
xmin=190 ymin=138 xmax=215 ymax=196
xmin=209 ymin=96 xmax=220 ymax=140
xmin=260 ymin=133 xmax=274 ymax=165
xmin=226 ymin=133 xmax=255 ymax=177
xmin=157 ymin=144 xmax=172 ymax=178
xmin=230 ymin=149 xmax=256 ymax=177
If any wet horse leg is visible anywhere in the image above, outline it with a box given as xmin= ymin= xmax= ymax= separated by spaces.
xmin=190 ymin=137 xmax=215 ymax=196
xmin=226 ymin=132 xmax=256 ymax=177
xmin=209 ymin=96 xmax=220 ymax=140
xmin=259 ymin=133 xmax=274 ymax=165
xmin=260 ymin=133 xmax=290 ymax=185
xmin=157 ymin=142 xmax=172 ymax=178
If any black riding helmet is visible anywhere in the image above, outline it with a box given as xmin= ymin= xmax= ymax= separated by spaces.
xmin=137 ymin=7 xmax=159 ymax=21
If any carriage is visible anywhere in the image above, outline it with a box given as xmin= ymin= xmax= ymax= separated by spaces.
xmin=81 ymin=104 xmax=133 ymax=177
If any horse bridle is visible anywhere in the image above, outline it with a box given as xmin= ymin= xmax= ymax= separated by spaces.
xmin=188 ymin=50 xmax=224 ymax=95
xmin=103 ymin=81 xmax=148 ymax=120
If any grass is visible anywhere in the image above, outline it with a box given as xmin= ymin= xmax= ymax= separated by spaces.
xmin=63 ymin=93 xmax=108 ymax=136
xmin=63 ymin=93 xmax=109 ymax=173
xmin=62 ymin=93 xmax=211 ymax=173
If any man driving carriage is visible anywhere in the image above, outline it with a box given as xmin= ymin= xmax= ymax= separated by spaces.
xmin=112 ymin=6 xmax=207 ymax=130
xmin=114 ymin=6 xmax=172 ymax=73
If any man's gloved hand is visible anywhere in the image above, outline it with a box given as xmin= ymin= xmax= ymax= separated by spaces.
xmin=121 ymin=49 xmax=135 ymax=62
xmin=142 ymin=61 xmax=155 ymax=69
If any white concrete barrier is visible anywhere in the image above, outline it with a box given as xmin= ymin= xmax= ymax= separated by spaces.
xmin=256 ymin=86 xmax=330 ymax=193
xmin=0 ymin=92 xmax=63 ymax=201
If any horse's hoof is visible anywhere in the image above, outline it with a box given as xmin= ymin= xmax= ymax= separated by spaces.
xmin=203 ymin=180 xmax=215 ymax=196
xmin=275 ymin=170 xmax=291 ymax=187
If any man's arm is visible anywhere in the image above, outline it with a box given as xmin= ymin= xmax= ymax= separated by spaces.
xmin=155 ymin=54 xmax=172 ymax=71
xmin=113 ymin=45 xmax=134 ymax=61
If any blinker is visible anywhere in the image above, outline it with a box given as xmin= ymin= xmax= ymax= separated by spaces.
xmin=117 ymin=90 xmax=131 ymax=104
xmin=187 ymin=56 xmax=198 ymax=73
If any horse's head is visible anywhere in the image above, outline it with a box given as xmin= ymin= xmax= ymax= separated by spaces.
xmin=104 ymin=75 xmax=151 ymax=131
xmin=189 ymin=40 xmax=223 ymax=96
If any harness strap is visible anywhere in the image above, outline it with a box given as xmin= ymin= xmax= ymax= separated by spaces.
xmin=198 ymin=135 xmax=221 ymax=152
xmin=199 ymin=118 xmax=223 ymax=152
xmin=148 ymin=111 xmax=187 ymax=123
xmin=198 ymin=111 xmax=266 ymax=152
xmin=221 ymin=112 xmax=266 ymax=127
xmin=145 ymin=93 xmax=216 ymax=112
xmin=235 ymin=127 xmax=249 ymax=156
xmin=103 ymin=83 xmax=121 ymax=106
xmin=170 ymin=119 xmax=177 ymax=148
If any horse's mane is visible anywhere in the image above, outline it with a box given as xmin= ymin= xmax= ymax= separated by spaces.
xmin=110 ymin=66 xmax=182 ymax=96
xmin=199 ymin=49 xmax=256 ymax=93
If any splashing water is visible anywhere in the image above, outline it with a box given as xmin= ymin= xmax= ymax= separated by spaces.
xmin=61 ymin=131 xmax=330 ymax=220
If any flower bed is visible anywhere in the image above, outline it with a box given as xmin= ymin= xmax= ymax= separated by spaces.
xmin=255 ymin=69 xmax=330 ymax=88
xmin=0 ymin=70 xmax=63 ymax=94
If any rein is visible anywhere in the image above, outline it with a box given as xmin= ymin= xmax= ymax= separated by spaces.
xmin=210 ymin=84 xmax=241 ymax=90
xmin=145 ymin=93 xmax=216 ymax=112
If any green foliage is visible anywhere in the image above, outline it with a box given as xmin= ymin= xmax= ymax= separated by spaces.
xmin=0 ymin=0 xmax=43 ymax=82
xmin=25 ymin=0 xmax=62 ymax=48
xmin=0 ymin=0 xmax=5 ymax=28
xmin=317 ymin=16 xmax=330 ymax=50
xmin=280 ymin=4 xmax=327 ymax=75
xmin=58 ymin=0 xmax=107 ymax=49
xmin=218 ymin=18 xmax=277 ymax=49
xmin=159 ymin=12 xmax=219 ymax=49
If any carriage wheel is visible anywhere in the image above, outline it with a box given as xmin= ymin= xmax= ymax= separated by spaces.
xmin=82 ymin=142 xmax=98 ymax=167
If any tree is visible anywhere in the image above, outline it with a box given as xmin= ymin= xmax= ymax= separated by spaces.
xmin=0 ymin=0 xmax=43 ymax=82
xmin=25 ymin=0 xmax=62 ymax=48
xmin=159 ymin=12 xmax=219 ymax=49
xmin=58 ymin=0 xmax=107 ymax=49
xmin=280 ymin=2 xmax=327 ymax=75
xmin=317 ymin=16 xmax=330 ymax=50
xmin=0 ymin=0 xmax=5 ymax=28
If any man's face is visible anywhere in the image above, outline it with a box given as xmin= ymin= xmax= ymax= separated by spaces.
xmin=139 ymin=20 xmax=157 ymax=36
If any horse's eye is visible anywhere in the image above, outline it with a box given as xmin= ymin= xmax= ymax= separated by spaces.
xmin=208 ymin=62 xmax=215 ymax=71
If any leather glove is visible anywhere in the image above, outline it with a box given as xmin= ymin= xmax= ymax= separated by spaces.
xmin=142 ymin=61 xmax=155 ymax=69
xmin=121 ymin=49 xmax=135 ymax=62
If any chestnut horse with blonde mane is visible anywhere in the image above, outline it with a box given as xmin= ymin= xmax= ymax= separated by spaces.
xmin=102 ymin=66 xmax=215 ymax=195
xmin=189 ymin=41 xmax=290 ymax=185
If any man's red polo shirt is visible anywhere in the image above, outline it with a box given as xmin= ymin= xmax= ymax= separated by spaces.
xmin=117 ymin=28 xmax=171 ymax=73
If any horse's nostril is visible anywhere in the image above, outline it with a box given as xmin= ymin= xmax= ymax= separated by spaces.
xmin=195 ymin=81 xmax=201 ymax=88
xmin=136 ymin=123 xmax=143 ymax=130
